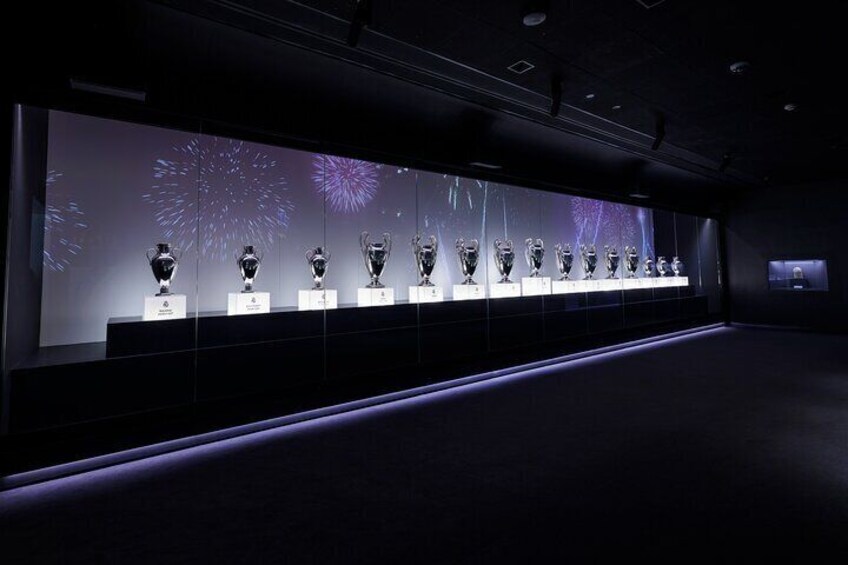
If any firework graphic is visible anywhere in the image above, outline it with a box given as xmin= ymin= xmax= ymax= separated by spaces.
xmin=44 ymin=171 xmax=88 ymax=272
xmin=571 ymin=197 xmax=639 ymax=249
xmin=312 ymin=155 xmax=379 ymax=213
xmin=144 ymin=137 xmax=294 ymax=261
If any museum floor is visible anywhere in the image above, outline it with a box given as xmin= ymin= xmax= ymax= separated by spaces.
xmin=2 ymin=326 xmax=847 ymax=563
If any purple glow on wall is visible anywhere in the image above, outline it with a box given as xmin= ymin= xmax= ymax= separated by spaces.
xmin=43 ymin=170 xmax=88 ymax=272
xmin=312 ymin=155 xmax=379 ymax=213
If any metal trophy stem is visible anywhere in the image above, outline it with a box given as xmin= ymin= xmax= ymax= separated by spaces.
xmin=360 ymin=231 xmax=392 ymax=288
xmin=306 ymin=246 xmax=330 ymax=290
xmin=146 ymin=242 xmax=180 ymax=296
xmin=456 ymin=238 xmax=480 ymax=285
xmin=412 ymin=234 xmax=438 ymax=287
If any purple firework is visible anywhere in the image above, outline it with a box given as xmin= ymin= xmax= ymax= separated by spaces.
xmin=570 ymin=197 xmax=638 ymax=248
xmin=312 ymin=155 xmax=379 ymax=213
xmin=144 ymin=137 xmax=294 ymax=261
xmin=44 ymin=171 xmax=88 ymax=272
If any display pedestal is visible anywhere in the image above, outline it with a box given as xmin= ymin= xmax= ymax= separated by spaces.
xmin=453 ymin=284 xmax=486 ymax=301
xmin=489 ymin=282 xmax=522 ymax=298
xmin=298 ymin=289 xmax=338 ymax=311
xmin=143 ymin=294 xmax=187 ymax=321
xmin=357 ymin=287 xmax=395 ymax=307
xmin=408 ymin=286 xmax=444 ymax=303
xmin=227 ymin=292 xmax=270 ymax=316
xmin=622 ymin=278 xmax=646 ymax=290
xmin=521 ymin=276 xmax=551 ymax=296
xmin=551 ymin=280 xmax=583 ymax=294
xmin=656 ymin=276 xmax=688 ymax=288
xmin=597 ymin=279 xmax=622 ymax=291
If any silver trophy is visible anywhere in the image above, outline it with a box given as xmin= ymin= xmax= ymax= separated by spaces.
xmin=456 ymin=238 xmax=480 ymax=285
xmin=793 ymin=266 xmax=804 ymax=279
xmin=657 ymin=256 xmax=670 ymax=277
xmin=604 ymin=245 xmax=620 ymax=279
xmin=493 ymin=239 xmax=515 ymax=283
xmin=146 ymin=242 xmax=180 ymax=296
xmin=360 ymin=231 xmax=392 ymax=288
xmin=412 ymin=234 xmax=438 ymax=286
xmin=525 ymin=238 xmax=545 ymax=277
xmin=235 ymin=245 xmax=262 ymax=293
xmin=580 ymin=244 xmax=598 ymax=280
xmin=671 ymin=256 xmax=684 ymax=277
xmin=643 ymin=256 xmax=655 ymax=277
xmin=305 ymin=246 xmax=330 ymax=290
xmin=554 ymin=243 xmax=574 ymax=280
xmin=624 ymin=246 xmax=639 ymax=278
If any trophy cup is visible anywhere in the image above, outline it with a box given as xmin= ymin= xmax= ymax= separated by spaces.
xmin=305 ymin=246 xmax=330 ymax=290
xmin=525 ymin=238 xmax=545 ymax=277
xmin=624 ymin=246 xmax=639 ymax=278
xmin=643 ymin=256 xmax=655 ymax=277
xmin=657 ymin=256 xmax=670 ymax=277
xmin=146 ymin=242 xmax=180 ymax=296
xmin=671 ymin=256 xmax=684 ymax=277
xmin=235 ymin=245 xmax=262 ymax=293
xmin=604 ymin=245 xmax=620 ymax=279
xmin=456 ymin=238 xmax=480 ymax=285
xmin=580 ymin=244 xmax=598 ymax=280
xmin=360 ymin=231 xmax=392 ymax=288
xmin=793 ymin=266 xmax=804 ymax=279
xmin=412 ymin=234 xmax=438 ymax=286
xmin=493 ymin=239 xmax=515 ymax=283
xmin=554 ymin=243 xmax=573 ymax=280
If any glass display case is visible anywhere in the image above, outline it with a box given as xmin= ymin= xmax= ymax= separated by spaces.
xmin=2 ymin=106 xmax=725 ymax=436
xmin=768 ymin=260 xmax=829 ymax=291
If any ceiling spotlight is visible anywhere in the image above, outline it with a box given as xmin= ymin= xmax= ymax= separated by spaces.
xmin=629 ymin=190 xmax=650 ymax=200
xmin=469 ymin=161 xmax=503 ymax=170
xmin=729 ymin=61 xmax=750 ymax=74
xmin=783 ymin=103 xmax=798 ymax=112
xmin=612 ymin=104 xmax=622 ymax=111
xmin=585 ymin=93 xmax=595 ymax=100
xmin=522 ymin=2 xmax=548 ymax=26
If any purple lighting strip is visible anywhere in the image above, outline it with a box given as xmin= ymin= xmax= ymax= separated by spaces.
xmin=0 ymin=324 xmax=727 ymax=496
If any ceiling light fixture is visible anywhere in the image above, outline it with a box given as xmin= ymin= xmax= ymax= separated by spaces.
xmin=469 ymin=161 xmax=503 ymax=170
xmin=628 ymin=190 xmax=650 ymax=199
xmin=729 ymin=61 xmax=750 ymax=74
xmin=612 ymin=105 xmax=622 ymax=111
xmin=522 ymin=1 xmax=548 ymax=26
xmin=783 ymin=103 xmax=798 ymax=112
xmin=585 ymin=93 xmax=595 ymax=100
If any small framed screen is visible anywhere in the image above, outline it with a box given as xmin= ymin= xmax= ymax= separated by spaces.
xmin=768 ymin=259 xmax=829 ymax=291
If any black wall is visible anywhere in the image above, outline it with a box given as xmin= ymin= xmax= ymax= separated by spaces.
xmin=726 ymin=181 xmax=848 ymax=331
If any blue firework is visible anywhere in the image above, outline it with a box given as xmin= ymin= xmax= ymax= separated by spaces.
xmin=312 ymin=155 xmax=379 ymax=213
xmin=144 ymin=137 xmax=294 ymax=261
xmin=44 ymin=171 xmax=88 ymax=272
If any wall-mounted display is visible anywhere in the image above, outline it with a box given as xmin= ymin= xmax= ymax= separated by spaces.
xmin=768 ymin=260 xmax=829 ymax=291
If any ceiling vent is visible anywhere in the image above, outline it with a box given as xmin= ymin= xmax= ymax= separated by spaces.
xmin=507 ymin=60 xmax=535 ymax=75
xmin=634 ymin=0 xmax=667 ymax=8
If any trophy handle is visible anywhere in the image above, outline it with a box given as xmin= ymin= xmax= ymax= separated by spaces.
xmin=360 ymin=231 xmax=369 ymax=255
xmin=411 ymin=234 xmax=420 ymax=253
xmin=493 ymin=238 xmax=501 ymax=252
xmin=470 ymin=239 xmax=478 ymax=251
xmin=305 ymin=248 xmax=315 ymax=263
xmin=429 ymin=235 xmax=437 ymax=254
xmin=145 ymin=248 xmax=156 ymax=263
xmin=171 ymin=247 xmax=181 ymax=262
xmin=456 ymin=238 xmax=464 ymax=254
xmin=382 ymin=232 xmax=392 ymax=255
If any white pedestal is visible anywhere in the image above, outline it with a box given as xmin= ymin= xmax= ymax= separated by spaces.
xmin=298 ymin=289 xmax=338 ymax=311
xmin=551 ymin=280 xmax=584 ymax=294
xmin=357 ymin=287 xmax=395 ymax=307
xmin=227 ymin=292 xmax=270 ymax=316
xmin=408 ymin=286 xmax=444 ymax=303
xmin=521 ymin=276 xmax=551 ymax=296
xmin=143 ymin=294 xmax=187 ymax=321
xmin=580 ymin=278 xmax=604 ymax=292
xmin=453 ymin=284 xmax=486 ymax=301
xmin=673 ymin=276 xmax=689 ymax=287
xmin=489 ymin=282 xmax=522 ymax=298
xmin=621 ymin=278 xmax=643 ymax=290
xmin=596 ymin=279 xmax=623 ymax=291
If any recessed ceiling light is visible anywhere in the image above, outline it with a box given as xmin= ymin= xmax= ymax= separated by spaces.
xmin=522 ymin=11 xmax=547 ymax=26
xmin=507 ymin=59 xmax=535 ymax=74
xmin=729 ymin=61 xmax=750 ymax=74
xmin=522 ymin=2 xmax=548 ymax=26
xmin=612 ymin=104 xmax=622 ymax=111
xmin=629 ymin=191 xmax=650 ymax=199
xmin=469 ymin=161 xmax=502 ymax=170
xmin=585 ymin=93 xmax=595 ymax=100
xmin=783 ymin=103 xmax=798 ymax=112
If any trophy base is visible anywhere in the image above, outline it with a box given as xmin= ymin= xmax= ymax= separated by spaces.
xmin=298 ymin=289 xmax=338 ymax=311
xmin=143 ymin=294 xmax=187 ymax=321
xmin=551 ymin=280 xmax=584 ymax=295
xmin=521 ymin=276 xmax=551 ymax=296
xmin=240 ymin=289 xmax=254 ymax=294
xmin=461 ymin=279 xmax=478 ymax=286
xmin=228 ymin=291 xmax=270 ymax=316
xmin=622 ymin=278 xmax=647 ymax=290
xmin=408 ymin=286 xmax=444 ymax=303
xmin=453 ymin=284 xmax=485 ymax=301
xmin=489 ymin=282 xmax=522 ymax=298
xmin=366 ymin=280 xmax=385 ymax=289
xmin=358 ymin=287 xmax=395 ymax=307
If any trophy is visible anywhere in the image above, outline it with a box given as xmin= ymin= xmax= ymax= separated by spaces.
xmin=456 ymin=238 xmax=480 ymax=285
xmin=793 ymin=266 xmax=804 ymax=279
xmin=580 ymin=244 xmax=598 ymax=279
xmin=643 ymin=256 xmax=655 ymax=277
xmin=305 ymin=246 xmax=330 ymax=290
xmin=493 ymin=239 xmax=515 ymax=283
xmin=235 ymin=245 xmax=262 ymax=293
xmin=525 ymin=238 xmax=545 ymax=277
xmin=671 ymin=256 xmax=684 ymax=277
xmin=554 ymin=243 xmax=573 ymax=280
xmin=146 ymin=242 xmax=180 ymax=296
xmin=604 ymin=245 xmax=620 ymax=279
xmin=412 ymin=234 xmax=438 ymax=286
xmin=624 ymin=246 xmax=639 ymax=278
xmin=360 ymin=231 xmax=392 ymax=288
xmin=657 ymin=256 xmax=670 ymax=277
